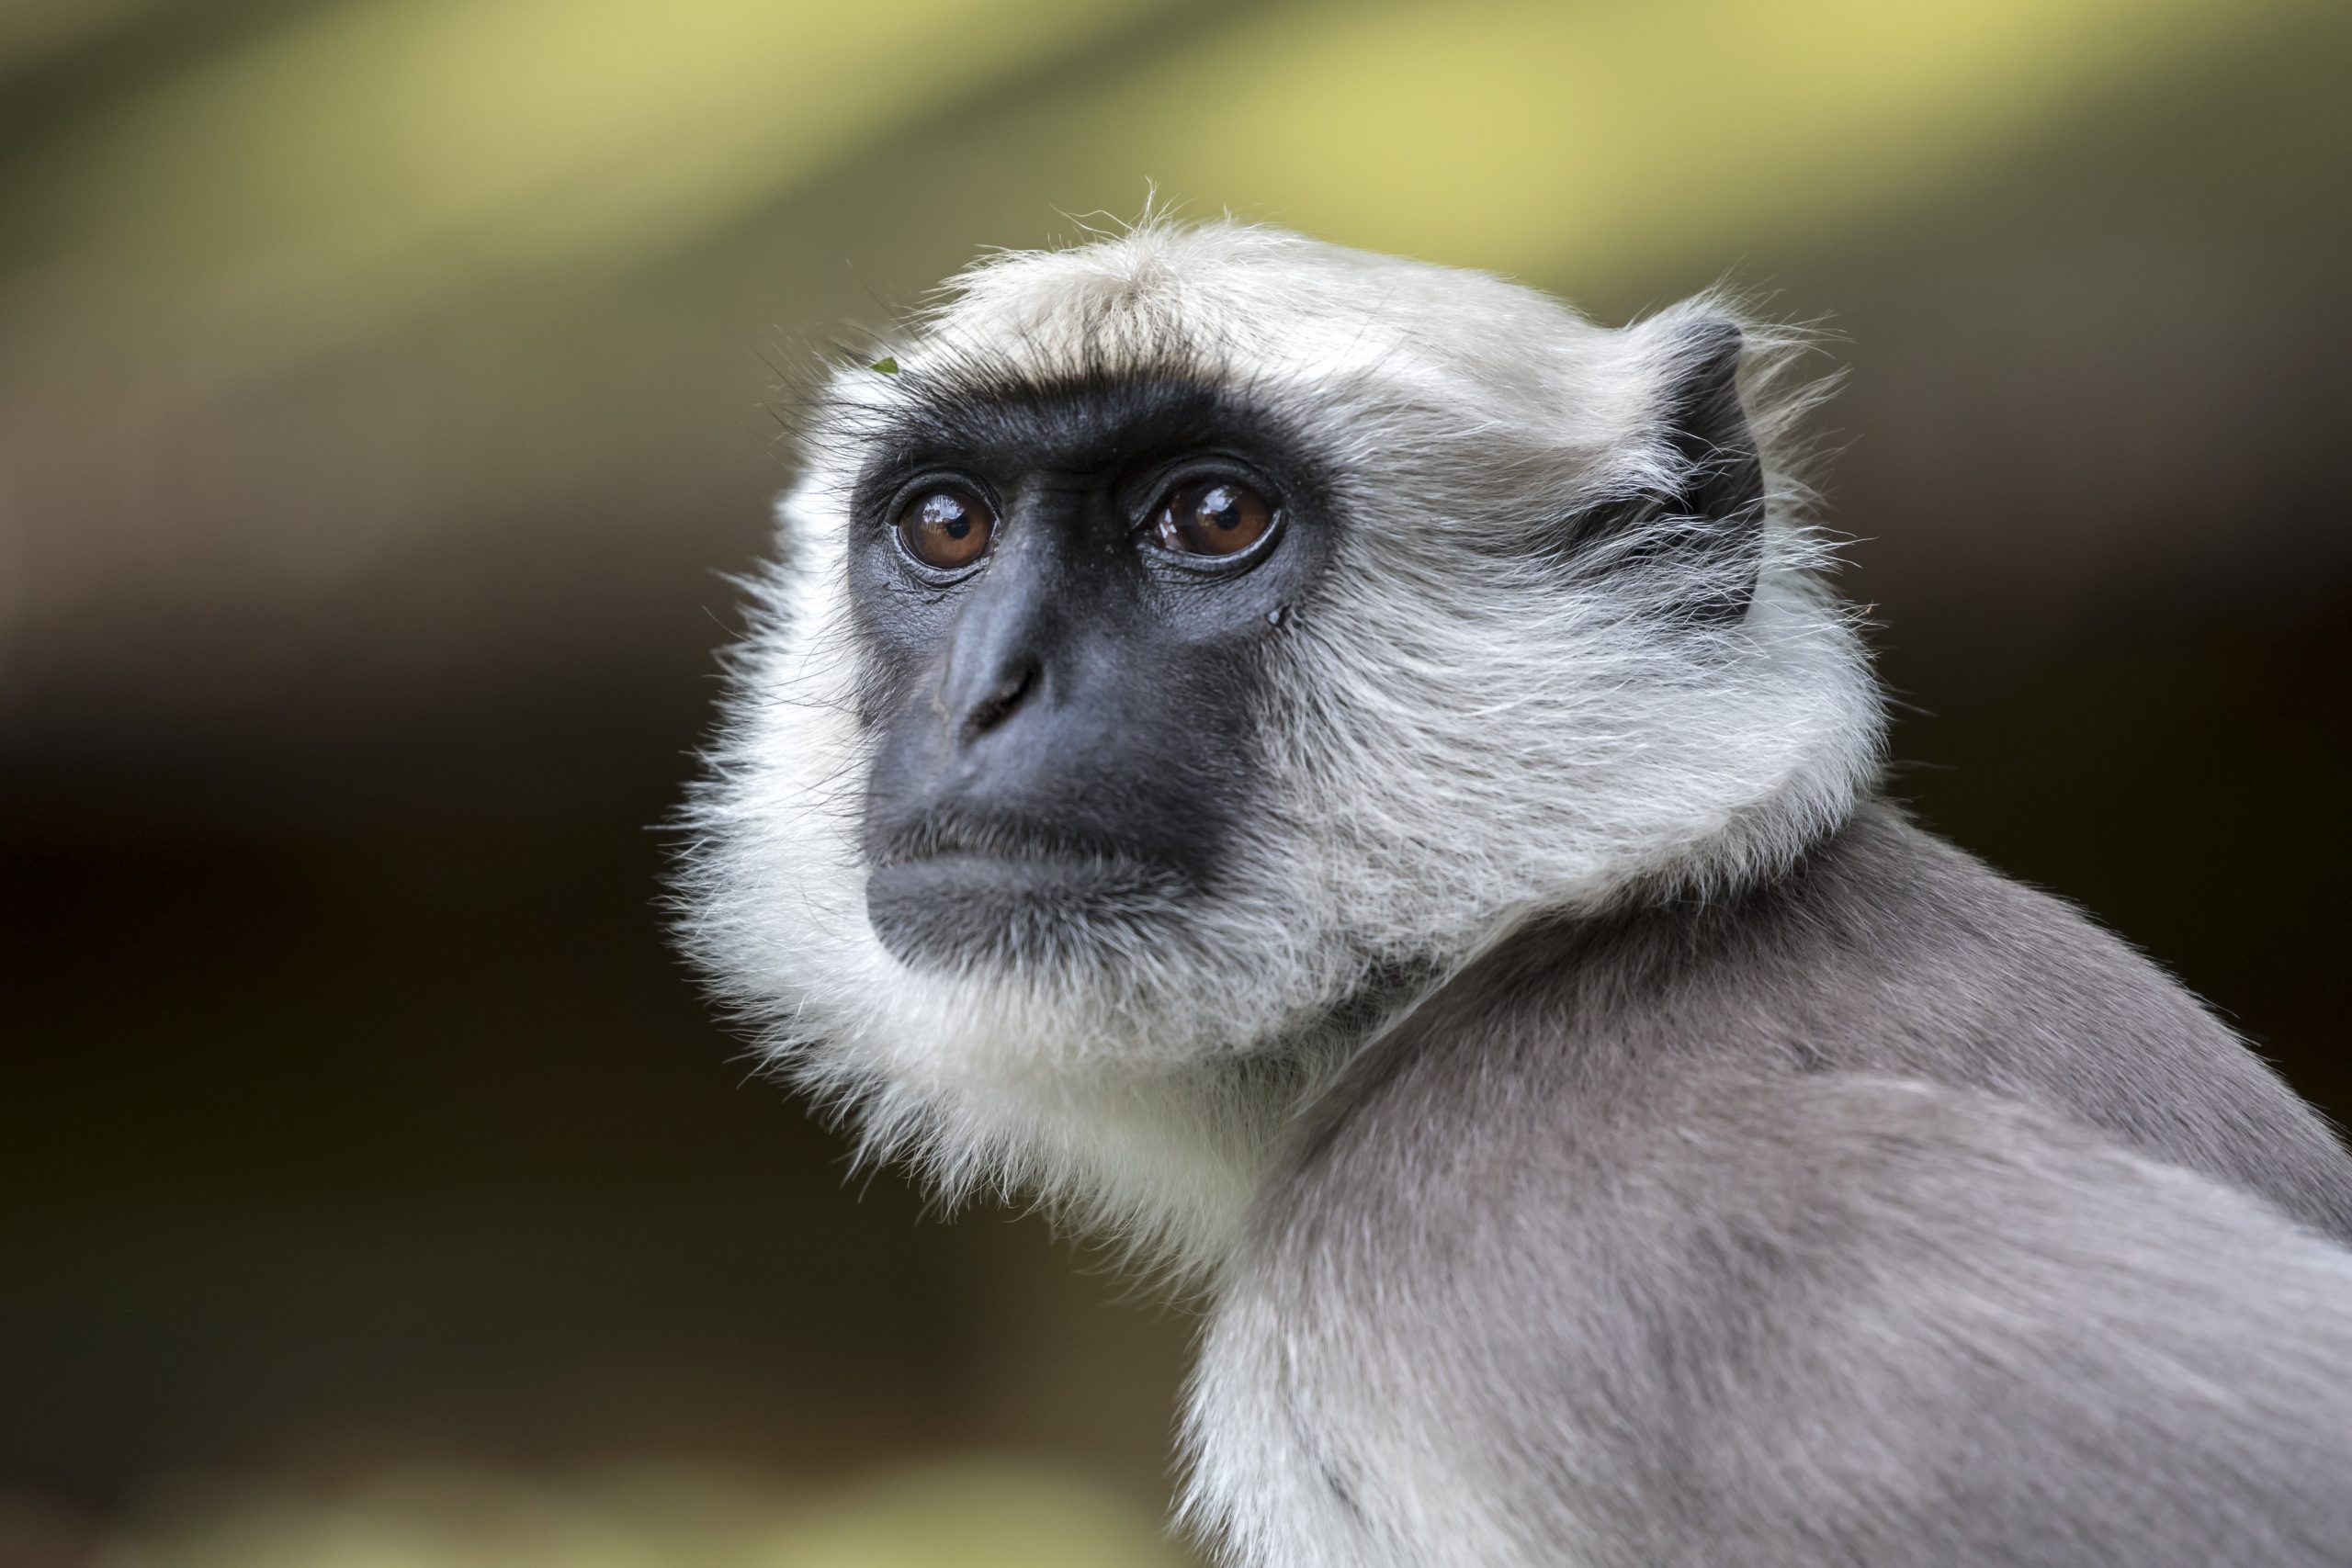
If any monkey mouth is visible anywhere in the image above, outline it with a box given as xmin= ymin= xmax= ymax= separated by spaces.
xmin=872 ymin=814 xmax=1126 ymax=871
xmin=864 ymin=814 xmax=1193 ymax=964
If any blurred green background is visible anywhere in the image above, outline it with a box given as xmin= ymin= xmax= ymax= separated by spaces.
xmin=2 ymin=0 xmax=2347 ymax=1562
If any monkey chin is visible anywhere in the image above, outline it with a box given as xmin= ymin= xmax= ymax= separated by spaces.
xmin=862 ymin=850 xmax=1194 ymax=973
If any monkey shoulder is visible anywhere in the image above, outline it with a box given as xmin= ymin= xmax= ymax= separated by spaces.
xmin=1762 ymin=801 xmax=2352 ymax=1238
xmin=1193 ymin=1061 xmax=2352 ymax=1568
xmin=1180 ymin=808 xmax=2352 ymax=1568
xmin=1286 ymin=799 xmax=2352 ymax=1239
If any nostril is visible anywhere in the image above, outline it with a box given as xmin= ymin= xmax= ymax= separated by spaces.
xmin=961 ymin=660 xmax=1038 ymax=740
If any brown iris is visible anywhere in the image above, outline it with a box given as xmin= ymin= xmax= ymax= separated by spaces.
xmin=897 ymin=486 xmax=995 ymax=570
xmin=1152 ymin=479 xmax=1274 ymax=558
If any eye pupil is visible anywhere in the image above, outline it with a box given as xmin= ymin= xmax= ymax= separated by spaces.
xmin=898 ymin=486 xmax=994 ymax=570
xmin=1157 ymin=479 xmax=1274 ymax=558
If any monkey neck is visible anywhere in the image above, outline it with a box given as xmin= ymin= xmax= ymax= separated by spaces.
xmin=1092 ymin=813 xmax=1883 ymax=1286
xmin=1024 ymin=930 xmax=1624 ymax=1284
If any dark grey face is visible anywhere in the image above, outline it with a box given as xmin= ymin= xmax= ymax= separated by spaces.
xmin=845 ymin=367 xmax=1335 ymax=971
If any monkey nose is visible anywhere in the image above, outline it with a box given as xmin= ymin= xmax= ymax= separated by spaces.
xmin=949 ymin=655 xmax=1041 ymax=743
xmin=933 ymin=552 xmax=1061 ymax=749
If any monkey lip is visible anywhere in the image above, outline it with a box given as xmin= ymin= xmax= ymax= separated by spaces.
xmin=864 ymin=820 xmax=1193 ymax=960
xmin=870 ymin=814 xmax=1170 ymax=879
xmin=868 ymin=840 xmax=1182 ymax=899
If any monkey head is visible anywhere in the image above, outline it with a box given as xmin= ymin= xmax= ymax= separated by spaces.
xmin=676 ymin=221 xmax=1881 ymax=1241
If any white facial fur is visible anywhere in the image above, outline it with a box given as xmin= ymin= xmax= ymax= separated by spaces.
xmin=674 ymin=220 xmax=1885 ymax=1274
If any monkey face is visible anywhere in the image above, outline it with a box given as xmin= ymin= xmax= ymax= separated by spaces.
xmin=677 ymin=220 xmax=1881 ymax=1120
xmin=842 ymin=370 xmax=1336 ymax=975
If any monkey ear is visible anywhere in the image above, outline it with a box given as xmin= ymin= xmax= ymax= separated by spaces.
xmin=1657 ymin=317 xmax=1764 ymax=537
xmin=1562 ymin=315 xmax=1764 ymax=624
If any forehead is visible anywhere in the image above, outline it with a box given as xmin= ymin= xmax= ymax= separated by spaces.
xmin=837 ymin=234 xmax=1421 ymax=479
xmin=907 ymin=223 xmax=1600 ymax=380
xmin=853 ymin=235 xmax=1313 ymax=479
xmin=815 ymin=223 xmax=1641 ymax=504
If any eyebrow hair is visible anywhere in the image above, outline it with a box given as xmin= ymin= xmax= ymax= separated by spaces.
xmin=861 ymin=361 xmax=1292 ymax=478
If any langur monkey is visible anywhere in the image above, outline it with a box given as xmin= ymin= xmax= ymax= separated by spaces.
xmin=678 ymin=220 xmax=2352 ymax=1568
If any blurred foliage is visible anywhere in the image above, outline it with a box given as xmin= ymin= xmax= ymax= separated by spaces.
xmin=74 ymin=1461 xmax=1188 ymax=1567
xmin=0 ymin=0 xmax=2302 ymax=363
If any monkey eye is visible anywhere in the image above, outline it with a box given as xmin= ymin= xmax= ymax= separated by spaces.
xmin=1149 ymin=479 xmax=1275 ymax=559
xmin=895 ymin=485 xmax=996 ymax=572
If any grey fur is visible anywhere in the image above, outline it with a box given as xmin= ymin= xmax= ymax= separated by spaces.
xmin=678 ymin=220 xmax=2352 ymax=1568
xmin=1188 ymin=804 xmax=2352 ymax=1567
